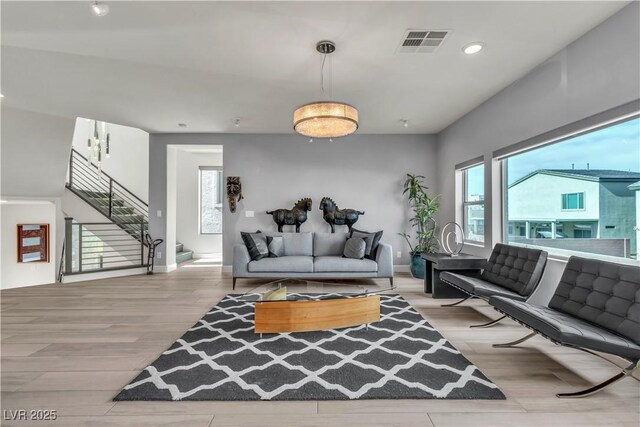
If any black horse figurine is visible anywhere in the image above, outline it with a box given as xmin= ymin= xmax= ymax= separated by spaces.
xmin=266 ymin=198 xmax=312 ymax=232
xmin=319 ymin=197 xmax=365 ymax=233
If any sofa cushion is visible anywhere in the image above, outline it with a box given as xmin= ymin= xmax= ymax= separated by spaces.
xmin=266 ymin=236 xmax=284 ymax=257
xmin=440 ymin=271 xmax=527 ymax=301
xmin=314 ymin=256 xmax=378 ymax=273
xmin=282 ymin=232 xmax=313 ymax=256
xmin=343 ymin=237 xmax=366 ymax=259
xmin=248 ymin=256 xmax=313 ymax=273
xmin=548 ymin=256 xmax=640 ymax=345
xmin=240 ymin=231 xmax=268 ymax=261
xmin=313 ymin=232 xmax=348 ymax=256
xmin=350 ymin=229 xmax=383 ymax=260
xmin=490 ymin=295 xmax=640 ymax=361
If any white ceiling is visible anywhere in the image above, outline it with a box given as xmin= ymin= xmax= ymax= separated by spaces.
xmin=0 ymin=1 xmax=629 ymax=134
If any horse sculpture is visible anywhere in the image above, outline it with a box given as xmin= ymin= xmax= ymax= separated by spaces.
xmin=319 ymin=197 xmax=365 ymax=233
xmin=266 ymin=198 xmax=312 ymax=233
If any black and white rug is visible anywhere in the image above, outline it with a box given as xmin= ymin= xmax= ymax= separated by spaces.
xmin=115 ymin=293 xmax=505 ymax=401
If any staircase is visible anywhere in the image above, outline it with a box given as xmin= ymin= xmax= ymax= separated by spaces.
xmin=63 ymin=148 xmax=192 ymax=277
xmin=176 ymin=242 xmax=193 ymax=264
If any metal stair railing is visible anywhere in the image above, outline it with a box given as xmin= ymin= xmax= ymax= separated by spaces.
xmin=63 ymin=217 xmax=147 ymax=276
xmin=66 ymin=148 xmax=149 ymax=243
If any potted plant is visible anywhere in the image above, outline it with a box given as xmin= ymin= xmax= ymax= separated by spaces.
xmin=399 ymin=174 xmax=440 ymax=278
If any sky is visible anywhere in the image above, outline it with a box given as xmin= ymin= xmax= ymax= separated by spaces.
xmin=466 ymin=117 xmax=640 ymax=196
xmin=507 ymin=117 xmax=640 ymax=185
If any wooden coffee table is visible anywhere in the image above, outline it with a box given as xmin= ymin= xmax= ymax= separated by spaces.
xmin=238 ymin=279 xmax=395 ymax=334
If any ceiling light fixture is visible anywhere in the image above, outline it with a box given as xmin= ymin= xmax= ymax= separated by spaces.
xmin=293 ymin=41 xmax=359 ymax=140
xmin=0 ymin=94 xmax=4 ymax=98
xmin=401 ymin=119 xmax=409 ymax=128
xmin=92 ymin=1 xmax=110 ymax=17
xmin=462 ymin=42 xmax=484 ymax=55
xmin=234 ymin=118 xmax=241 ymax=128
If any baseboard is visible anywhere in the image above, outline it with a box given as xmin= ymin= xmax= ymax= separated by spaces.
xmin=155 ymin=263 xmax=177 ymax=273
xmin=394 ymin=265 xmax=410 ymax=273
xmin=62 ymin=267 xmax=148 ymax=283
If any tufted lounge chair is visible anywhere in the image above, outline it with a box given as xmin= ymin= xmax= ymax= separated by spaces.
xmin=439 ymin=243 xmax=548 ymax=328
xmin=490 ymin=256 xmax=640 ymax=397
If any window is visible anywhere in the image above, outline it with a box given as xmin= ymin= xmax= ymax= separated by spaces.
xmin=504 ymin=116 xmax=640 ymax=260
xmin=562 ymin=192 xmax=584 ymax=210
xmin=462 ymin=164 xmax=485 ymax=242
xmin=199 ymin=167 xmax=223 ymax=234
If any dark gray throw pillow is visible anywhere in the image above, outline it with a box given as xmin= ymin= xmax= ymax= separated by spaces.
xmin=343 ymin=237 xmax=366 ymax=259
xmin=350 ymin=228 xmax=383 ymax=260
xmin=266 ymin=236 xmax=284 ymax=258
xmin=240 ymin=231 xmax=268 ymax=261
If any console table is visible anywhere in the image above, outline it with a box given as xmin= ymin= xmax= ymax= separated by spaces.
xmin=421 ymin=253 xmax=486 ymax=298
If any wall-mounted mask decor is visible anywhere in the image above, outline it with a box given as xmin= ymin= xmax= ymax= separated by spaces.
xmin=266 ymin=198 xmax=312 ymax=233
xmin=319 ymin=197 xmax=364 ymax=233
xmin=226 ymin=176 xmax=243 ymax=213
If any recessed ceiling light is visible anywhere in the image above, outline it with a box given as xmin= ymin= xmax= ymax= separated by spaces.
xmin=92 ymin=1 xmax=110 ymax=17
xmin=0 ymin=94 xmax=4 ymax=98
xmin=462 ymin=42 xmax=484 ymax=55
xmin=178 ymin=123 xmax=187 ymax=128
xmin=234 ymin=118 xmax=241 ymax=128
xmin=401 ymin=119 xmax=409 ymax=128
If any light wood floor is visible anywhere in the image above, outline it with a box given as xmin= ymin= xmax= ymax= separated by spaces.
xmin=1 ymin=261 xmax=638 ymax=426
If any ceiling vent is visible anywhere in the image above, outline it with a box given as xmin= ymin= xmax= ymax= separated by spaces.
xmin=397 ymin=29 xmax=450 ymax=54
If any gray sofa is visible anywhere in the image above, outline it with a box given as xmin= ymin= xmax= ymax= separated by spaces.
xmin=232 ymin=232 xmax=393 ymax=289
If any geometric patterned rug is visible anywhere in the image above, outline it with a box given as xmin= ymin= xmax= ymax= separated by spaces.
xmin=114 ymin=293 xmax=505 ymax=401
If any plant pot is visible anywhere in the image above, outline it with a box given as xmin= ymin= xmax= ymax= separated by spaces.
xmin=410 ymin=253 xmax=425 ymax=279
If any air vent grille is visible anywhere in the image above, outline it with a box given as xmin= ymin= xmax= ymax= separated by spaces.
xmin=397 ymin=29 xmax=450 ymax=54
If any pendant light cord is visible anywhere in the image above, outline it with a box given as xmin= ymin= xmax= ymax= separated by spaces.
xmin=320 ymin=53 xmax=327 ymax=97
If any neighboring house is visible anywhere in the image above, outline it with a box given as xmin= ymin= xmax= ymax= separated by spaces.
xmin=507 ymin=169 xmax=639 ymax=256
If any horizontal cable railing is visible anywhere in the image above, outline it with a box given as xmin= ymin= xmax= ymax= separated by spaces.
xmin=64 ymin=217 xmax=147 ymax=275
xmin=66 ymin=148 xmax=149 ymax=244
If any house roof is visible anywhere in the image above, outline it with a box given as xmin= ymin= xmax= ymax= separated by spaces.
xmin=509 ymin=169 xmax=640 ymax=188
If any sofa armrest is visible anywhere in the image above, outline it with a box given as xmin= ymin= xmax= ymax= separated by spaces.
xmin=232 ymin=244 xmax=251 ymax=277
xmin=376 ymin=242 xmax=393 ymax=278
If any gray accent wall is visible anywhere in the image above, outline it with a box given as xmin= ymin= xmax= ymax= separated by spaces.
xmin=435 ymin=2 xmax=640 ymax=304
xmin=149 ymin=134 xmax=437 ymax=266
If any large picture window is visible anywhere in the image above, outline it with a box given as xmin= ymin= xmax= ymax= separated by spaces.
xmin=504 ymin=116 xmax=640 ymax=260
xmin=463 ymin=164 xmax=485 ymax=242
xmin=200 ymin=167 xmax=223 ymax=234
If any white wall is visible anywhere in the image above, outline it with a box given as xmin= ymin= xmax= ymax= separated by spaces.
xmin=435 ymin=3 xmax=640 ymax=304
xmin=175 ymin=149 xmax=223 ymax=257
xmin=1 ymin=107 xmax=75 ymax=197
xmin=71 ymin=118 xmax=149 ymax=201
xmin=1 ymin=201 xmax=57 ymax=289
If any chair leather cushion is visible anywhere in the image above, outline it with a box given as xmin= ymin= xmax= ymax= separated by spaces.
xmin=481 ymin=244 xmax=548 ymax=297
xmin=549 ymin=256 xmax=640 ymax=346
xmin=440 ymin=272 xmax=527 ymax=301
xmin=490 ymin=295 xmax=640 ymax=361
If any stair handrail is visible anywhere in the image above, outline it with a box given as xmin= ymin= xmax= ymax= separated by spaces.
xmin=69 ymin=148 xmax=148 ymax=210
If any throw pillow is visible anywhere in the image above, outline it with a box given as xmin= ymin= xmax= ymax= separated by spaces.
xmin=240 ymin=231 xmax=268 ymax=261
xmin=343 ymin=237 xmax=366 ymax=259
xmin=266 ymin=236 xmax=284 ymax=258
xmin=350 ymin=228 xmax=383 ymax=260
